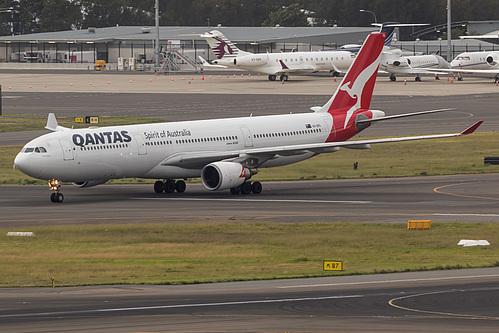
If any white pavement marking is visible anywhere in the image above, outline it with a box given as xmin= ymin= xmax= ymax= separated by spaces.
xmin=279 ymin=274 xmax=499 ymax=289
xmin=433 ymin=213 xmax=499 ymax=217
xmin=0 ymin=295 xmax=363 ymax=318
xmin=132 ymin=197 xmax=372 ymax=204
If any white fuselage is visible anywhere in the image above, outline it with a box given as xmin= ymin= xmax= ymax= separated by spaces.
xmin=15 ymin=112 xmax=333 ymax=183
xmin=451 ymin=51 xmax=499 ymax=70
xmin=379 ymin=49 xmax=448 ymax=75
xmin=213 ymin=50 xmax=356 ymax=75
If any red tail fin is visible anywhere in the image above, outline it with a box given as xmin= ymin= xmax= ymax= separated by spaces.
xmin=318 ymin=33 xmax=385 ymax=141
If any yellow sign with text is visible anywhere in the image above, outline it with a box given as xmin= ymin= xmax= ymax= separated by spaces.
xmin=74 ymin=117 xmax=84 ymax=123
xmin=323 ymin=260 xmax=343 ymax=271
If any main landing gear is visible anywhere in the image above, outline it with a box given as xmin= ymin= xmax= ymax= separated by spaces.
xmin=49 ymin=179 xmax=64 ymax=203
xmin=230 ymin=181 xmax=262 ymax=195
xmin=154 ymin=179 xmax=186 ymax=194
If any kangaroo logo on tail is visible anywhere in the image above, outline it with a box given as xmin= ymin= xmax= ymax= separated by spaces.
xmin=315 ymin=33 xmax=386 ymax=141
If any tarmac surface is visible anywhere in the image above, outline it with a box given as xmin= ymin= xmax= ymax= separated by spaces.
xmin=2 ymin=174 xmax=499 ymax=227
xmin=1 ymin=268 xmax=498 ymax=332
xmin=0 ymin=71 xmax=498 ymax=332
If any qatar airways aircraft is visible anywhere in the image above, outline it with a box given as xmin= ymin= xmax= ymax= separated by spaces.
xmin=14 ymin=33 xmax=482 ymax=203
xmin=200 ymin=29 xmax=355 ymax=81
xmin=201 ymin=25 xmax=449 ymax=82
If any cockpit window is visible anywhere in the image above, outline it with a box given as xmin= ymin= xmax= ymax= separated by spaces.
xmin=24 ymin=147 xmax=47 ymax=153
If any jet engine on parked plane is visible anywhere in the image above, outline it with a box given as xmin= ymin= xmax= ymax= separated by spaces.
xmin=72 ymin=180 xmax=109 ymax=188
xmin=486 ymin=53 xmax=499 ymax=66
xmin=233 ymin=55 xmax=268 ymax=67
xmin=201 ymin=162 xmax=251 ymax=191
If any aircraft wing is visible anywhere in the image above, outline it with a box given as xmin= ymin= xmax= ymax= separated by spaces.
xmin=161 ymin=121 xmax=482 ymax=169
xmin=426 ymin=68 xmax=499 ymax=75
xmin=275 ymin=60 xmax=319 ymax=74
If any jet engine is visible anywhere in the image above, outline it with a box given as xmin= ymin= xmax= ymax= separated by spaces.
xmin=201 ymin=162 xmax=251 ymax=191
xmin=486 ymin=53 xmax=499 ymax=66
xmin=72 ymin=180 xmax=109 ymax=188
xmin=233 ymin=55 xmax=268 ymax=67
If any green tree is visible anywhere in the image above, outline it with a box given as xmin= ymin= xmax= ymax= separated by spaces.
xmin=39 ymin=0 xmax=82 ymax=32
xmin=262 ymin=3 xmax=308 ymax=27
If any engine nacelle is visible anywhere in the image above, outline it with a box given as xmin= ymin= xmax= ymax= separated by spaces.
xmin=233 ymin=55 xmax=268 ymax=67
xmin=486 ymin=53 xmax=499 ymax=66
xmin=72 ymin=180 xmax=109 ymax=188
xmin=201 ymin=162 xmax=250 ymax=191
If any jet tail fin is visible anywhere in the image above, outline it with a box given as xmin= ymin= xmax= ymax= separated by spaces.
xmin=201 ymin=30 xmax=251 ymax=60
xmin=45 ymin=113 xmax=68 ymax=131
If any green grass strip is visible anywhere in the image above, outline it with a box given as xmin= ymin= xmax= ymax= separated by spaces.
xmin=0 ymin=222 xmax=497 ymax=287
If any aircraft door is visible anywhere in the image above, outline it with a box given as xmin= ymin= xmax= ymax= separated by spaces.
xmin=134 ymin=134 xmax=147 ymax=155
xmin=239 ymin=127 xmax=253 ymax=147
xmin=299 ymin=56 xmax=304 ymax=64
xmin=59 ymin=139 xmax=74 ymax=161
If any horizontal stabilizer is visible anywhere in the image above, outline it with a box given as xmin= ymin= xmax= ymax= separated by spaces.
xmin=356 ymin=108 xmax=453 ymax=124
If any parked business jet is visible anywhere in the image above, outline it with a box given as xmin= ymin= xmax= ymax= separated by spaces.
xmin=380 ymin=48 xmax=450 ymax=81
xmin=444 ymin=51 xmax=499 ymax=83
xmin=14 ymin=33 xmax=482 ymax=203
xmin=200 ymin=29 xmax=355 ymax=81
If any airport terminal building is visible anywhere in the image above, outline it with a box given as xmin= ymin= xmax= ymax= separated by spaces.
xmin=0 ymin=25 xmax=375 ymax=71
xmin=0 ymin=24 xmax=497 ymax=71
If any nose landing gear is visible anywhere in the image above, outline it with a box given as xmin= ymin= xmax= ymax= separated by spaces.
xmin=49 ymin=179 xmax=64 ymax=203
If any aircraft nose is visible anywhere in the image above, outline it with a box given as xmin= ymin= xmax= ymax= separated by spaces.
xmin=14 ymin=151 xmax=29 ymax=173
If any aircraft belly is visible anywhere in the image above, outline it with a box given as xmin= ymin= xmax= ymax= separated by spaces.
xmin=141 ymin=165 xmax=201 ymax=179
xmin=259 ymin=152 xmax=315 ymax=168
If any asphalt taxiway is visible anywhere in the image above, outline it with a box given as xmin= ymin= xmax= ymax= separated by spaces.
xmin=2 ymin=173 xmax=499 ymax=227
xmin=1 ymin=268 xmax=498 ymax=332
xmin=1 ymin=73 xmax=498 ymax=332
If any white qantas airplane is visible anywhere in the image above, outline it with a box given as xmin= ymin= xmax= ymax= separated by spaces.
xmin=200 ymin=29 xmax=355 ymax=81
xmin=14 ymin=32 xmax=482 ymax=203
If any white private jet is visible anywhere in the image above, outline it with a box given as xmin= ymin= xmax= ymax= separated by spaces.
xmin=201 ymin=24 xmax=449 ymax=82
xmin=200 ymin=29 xmax=355 ymax=81
xmin=14 ymin=32 xmax=482 ymax=203
xmin=443 ymin=50 xmax=499 ymax=83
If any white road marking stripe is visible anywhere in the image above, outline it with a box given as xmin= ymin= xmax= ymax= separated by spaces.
xmin=279 ymin=274 xmax=499 ymax=289
xmin=133 ymin=197 xmax=372 ymax=204
xmin=0 ymin=295 xmax=362 ymax=318
xmin=433 ymin=213 xmax=499 ymax=217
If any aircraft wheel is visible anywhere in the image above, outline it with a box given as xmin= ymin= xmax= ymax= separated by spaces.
xmin=458 ymin=77 xmax=463 ymax=81
xmin=268 ymin=75 xmax=276 ymax=81
xmin=51 ymin=192 xmax=64 ymax=203
xmin=415 ymin=76 xmax=422 ymax=82
xmin=163 ymin=179 xmax=176 ymax=193
xmin=230 ymin=187 xmax=240 ymax=195
xmin=175 ymin=180 xmax=186 ymax=193
xmin=154 ymin=181 xmax=164 ymax=193
xmin=240 ymin=182 xmax=252 ymax=194
xmin=280 ymin=74 xmax=288 ymax=81
xmin=390 ymin=76 xmax=396 ymax=82
xmin=251 ymin=181 xmax=262 ymax=194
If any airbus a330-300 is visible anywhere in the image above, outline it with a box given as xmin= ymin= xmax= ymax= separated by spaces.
xmin=14 ymin=32 xmax=482 ymax=203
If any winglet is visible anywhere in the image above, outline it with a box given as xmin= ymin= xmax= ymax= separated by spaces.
xmin=460 ymin=120 xmax=483 ymax=135
xmin=45 ymin=113 xmax=68 ymax=132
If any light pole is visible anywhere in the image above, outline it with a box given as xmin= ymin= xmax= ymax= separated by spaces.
xmin=359 ymin=9 xmax=377 ymax=24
